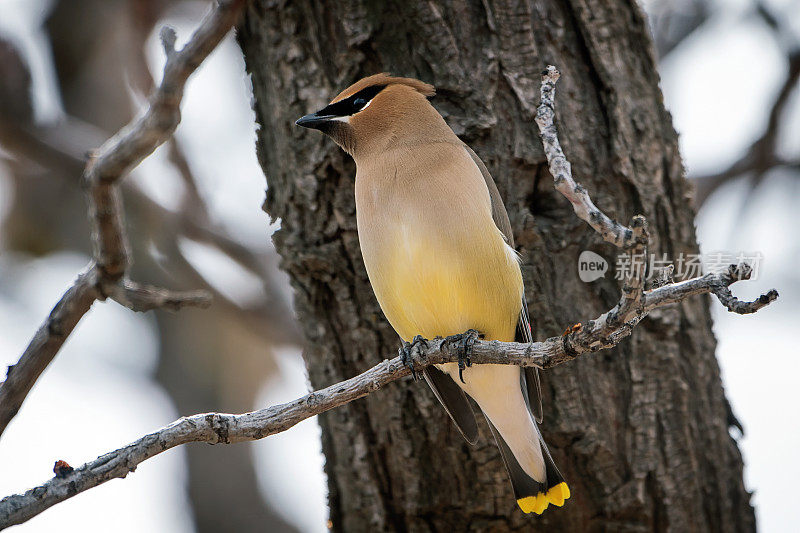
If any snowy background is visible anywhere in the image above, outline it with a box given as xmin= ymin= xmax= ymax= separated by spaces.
xmin=0 ymin=0 xmax=797 ymax=531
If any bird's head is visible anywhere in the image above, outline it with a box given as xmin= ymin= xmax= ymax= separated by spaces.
xmin=295 ymin=73 xmax=436 ymax=157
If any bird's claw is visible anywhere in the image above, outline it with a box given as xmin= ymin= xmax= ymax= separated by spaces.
xmin=445 ymin=329 xmax=481 ymax=384
xmin=400 ymin=335 xmax=429 ymax=380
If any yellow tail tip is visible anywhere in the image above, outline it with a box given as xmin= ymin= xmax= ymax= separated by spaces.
xmin=546 ymin=482 xmax=571 ymax=507
xmin=517 ymin=483 xmax=571 ymax=514
xmin=517 ymin=493 xmax=549 ymax=514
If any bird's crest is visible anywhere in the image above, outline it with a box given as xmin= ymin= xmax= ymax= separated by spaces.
xmin=331 ymin=73 xmax=435 ymax=104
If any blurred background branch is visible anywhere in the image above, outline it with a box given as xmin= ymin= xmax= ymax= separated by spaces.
xmin=0 ymin=1 xmax=302 ymax=531
xmin=0 ymin=0 xmax=251 ymax=439
xmin=648 ymin=0 xmax=800 ymax=207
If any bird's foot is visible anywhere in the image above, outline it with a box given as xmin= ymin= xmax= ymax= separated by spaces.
xmin=445 ymin=329 xmax=481 ymax=384
xmin=399 ymin=335 xmax=429 ymax=381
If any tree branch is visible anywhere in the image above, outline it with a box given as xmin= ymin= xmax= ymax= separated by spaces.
xmin=0 ymin=268 xmax=99 ymax=437
xmin=692 ymin=4 xmax=800 ymax=206
xmin=0 ymin=264 xmax=775 ymax=528
xmin=0 ymin=64 xmax=778 ymax=528
xmin=536 ymin=67 xmax=642 ymax=250
xmin=0 ymin=0 xmax=247 ymax=438
xmin=105 ymin=280 xmax=211 ymax=313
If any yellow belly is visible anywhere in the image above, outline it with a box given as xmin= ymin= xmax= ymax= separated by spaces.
xmin=366 ymin=224 xmax=523 ymax=343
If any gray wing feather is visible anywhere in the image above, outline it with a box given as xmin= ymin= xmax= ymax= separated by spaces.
xmin=517 ymin=298 xmax=544 ymax=423
xmin=463 ymin=145 xmax=514 ymax=244
xmin=464 ymin=144 xmax=544 ymax=424
xmin=484 ymin=414 xmax=546 ymax=495
xmin=423 ymin=366 xmax=479 ymax=444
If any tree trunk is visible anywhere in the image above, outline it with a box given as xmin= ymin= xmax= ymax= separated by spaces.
xmin=238 ymin=1 xmax=754 ymax=531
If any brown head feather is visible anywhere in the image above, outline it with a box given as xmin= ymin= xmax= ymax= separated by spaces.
xmin=331 ymin=73 xmax=435 ymax=103
xmin=300 ymin=73 xmax=449 ymax=158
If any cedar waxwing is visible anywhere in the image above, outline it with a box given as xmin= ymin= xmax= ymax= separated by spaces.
xmin=296 ymin=73 xmax=569 ymax=514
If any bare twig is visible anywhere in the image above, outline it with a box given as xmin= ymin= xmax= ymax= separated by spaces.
xmin=0 ymin=0 xmax=247 ymax=438
xmin=0 ymin=64 xmax=778 ymax=529
xmin=0 ymin=118 xmax=299 ymax=343
xmin=106 ymin=280 xmax=211 ymax=313
xmin=85 ymin=0 xmax=245 ymax=278
xmin=0 ymin=268 xmax=99 ymax=435
xmin=610 ymin=215 xmax=648 ymax=326
xmin=647 ymin=0 xmax=710 ymax=59
xmin=692 ymin=52 xmax=800 ymax=204
xmin=692 ymin=4 xmax=800 ymax=206
xmin=167 ymin=137 xmax=212 ymax=218
xmin=535 ymin=67 xmax=640 ymax=249
xmin=707 ymin=264 xmax=778 ymax=314
xmin=534 ymin=65 xmax=777 ymax=352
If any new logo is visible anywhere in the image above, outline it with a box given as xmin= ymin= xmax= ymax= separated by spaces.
xmin=578 ymin=251 xmax=608 ymax=282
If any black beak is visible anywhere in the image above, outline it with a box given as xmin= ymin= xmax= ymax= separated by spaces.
xmin=295 ymin=113 xmax=337 ymax=131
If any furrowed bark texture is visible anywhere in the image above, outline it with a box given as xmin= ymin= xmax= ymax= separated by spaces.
xmin=238 ymin=1 xmax=754 ymax=531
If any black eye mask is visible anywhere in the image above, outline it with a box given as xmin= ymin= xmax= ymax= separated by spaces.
xmin=315 ymin=84 xmax=387 ymax=117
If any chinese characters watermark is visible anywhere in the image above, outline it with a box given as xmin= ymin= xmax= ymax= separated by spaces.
xmin=577 ymin=251 xmax=764 ymax=282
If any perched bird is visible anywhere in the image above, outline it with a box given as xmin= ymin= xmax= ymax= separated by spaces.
xmin=296 ymin=73 xmax=569 ymax=514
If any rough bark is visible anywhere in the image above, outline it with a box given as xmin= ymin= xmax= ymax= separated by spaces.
xmin=238 ymin=1 xmax=755 ymax=531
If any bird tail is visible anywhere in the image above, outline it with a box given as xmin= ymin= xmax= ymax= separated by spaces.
xmin=484 ymin=415 xmax=570 ymax=514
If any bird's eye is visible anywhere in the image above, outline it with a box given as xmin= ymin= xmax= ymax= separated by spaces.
xmin=353 ymin=97 xmax=367 ymax=109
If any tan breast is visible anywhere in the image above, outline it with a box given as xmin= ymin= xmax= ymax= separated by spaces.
xmin=355 ymin=141 xmax=523 ymax=342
